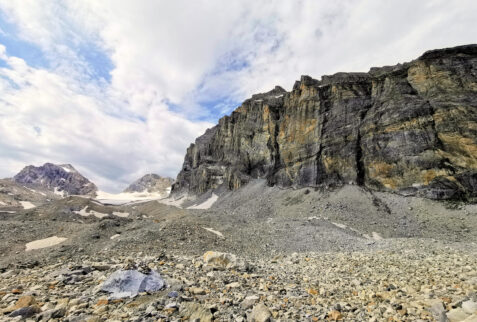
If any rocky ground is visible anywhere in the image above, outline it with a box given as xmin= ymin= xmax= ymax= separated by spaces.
xmin=1 ymin=243 xmax=477 ymax=321
xmin=1 ymin=181 xmax=477 ymax=321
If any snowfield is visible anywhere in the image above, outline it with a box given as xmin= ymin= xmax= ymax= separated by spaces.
xmin=95 ymin=190 xmax=168 ymax=205
xmin=74 ymin=206 xmax=109 ymax=219
xmin=20 ymin=201 xmax=36 ymax=209
xmin=187 ymin=193 xmax=218 ymax=210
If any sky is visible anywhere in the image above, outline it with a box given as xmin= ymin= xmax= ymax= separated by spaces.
xmin=0 ymin=0 xmax=476 ymax=192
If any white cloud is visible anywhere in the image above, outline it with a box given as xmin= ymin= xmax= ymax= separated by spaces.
xmin=0 ymin=51 xmax=211 ymax=191
xmin=0 ymin=0 xmax=476 ymax=191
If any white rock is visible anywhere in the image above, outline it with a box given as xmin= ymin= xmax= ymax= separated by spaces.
xmin=462 ymin=314 xmax=477 ymax=322
xmin=249 ymin=303 xmax=271 ymax=322
xmin=463 ymin=301 xmax=477 ymax=314
xmin=447 ymin=308 xmax=471 ymax=322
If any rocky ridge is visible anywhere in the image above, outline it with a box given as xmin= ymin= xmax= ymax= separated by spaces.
xmin=172 ymin=44 xmax=477 ymax=200
xmin=13 ymin=163 xmax=97 ymax=197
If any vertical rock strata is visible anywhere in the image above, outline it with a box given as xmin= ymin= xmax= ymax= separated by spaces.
xmin=173 ymin=45 xmax=477 ymax=200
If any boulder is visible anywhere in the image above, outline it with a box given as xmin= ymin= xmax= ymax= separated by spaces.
xmin=248 ymin=303 xmax=271 ymax=322
xmin=2 ymin=295 xmax=36 ymax=314
xmin=463 ymin=300 xmax=477 ymax=314
xmin=180 ymin=302 xmax=213 ymax=322
xmin=447 ymin=308 xmax=470 ymax=322
xmin=203 ymin=251 xmax=237 ymax=270
xmin=101 ymin=270 xmax=165 ymax=299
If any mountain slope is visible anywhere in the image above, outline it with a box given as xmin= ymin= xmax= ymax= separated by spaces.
xmin=13 ymin=163 xmax=97 ymax=196
xmin=172 ymin=44 xmax=477 ymax=200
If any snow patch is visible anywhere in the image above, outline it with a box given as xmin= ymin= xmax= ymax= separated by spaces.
xmin=74 ymin=206 xmax=109 ymax=219
xmin=74 ymin=207 xmax=129 ymax=219
xmin=331 ymin=222 xmax=347 ymax=230
xmin=61 ymin=165 xmax=72 ymax=173
xmin=25 ymin=236 xmax=67 ymax=251
xmin=202 ymin=227 xmax=225 ymax=238
xmin=187 ymin=194 xmax=219 ymax=210
xmin=20 ymin=201 xmax=36 ymax=209
xmin=110 ymin=234 xmax=121 ymax=240
xmin=157 ymin=197 xmax=185 ymax=208
xmin=95 ymin=190 xmax=168 ymax=205
xmin=0 ymin=201 xmax=6 ymax=206
xmin=372 ymin=232 xmax=384 ymax=240
xmin=54 ymin=187 xmax=66 ymax=197
xmin=112 ymin=211 xmax=129 ymax=218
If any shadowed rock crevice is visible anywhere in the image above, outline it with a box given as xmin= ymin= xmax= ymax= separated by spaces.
xmin=355 ymin=131 xmax=365 ymax=186
xmin=172 ymin=44 xmax=477 ymax=200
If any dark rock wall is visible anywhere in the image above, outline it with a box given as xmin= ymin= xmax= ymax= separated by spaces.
xmin=173 ymin=45 xmax=477 ymax=200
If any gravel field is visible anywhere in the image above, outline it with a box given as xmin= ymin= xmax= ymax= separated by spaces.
xmin=1 ymin=181 xmax=477 ymax=321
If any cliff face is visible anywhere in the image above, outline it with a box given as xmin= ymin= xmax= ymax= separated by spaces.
xmin=172 ymin=45 xmax=477 ymax=200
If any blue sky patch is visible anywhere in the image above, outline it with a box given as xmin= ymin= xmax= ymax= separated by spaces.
xmin=0 ymin=17 xmax=49 ymax=69
xmin=0 ymin=12 xmax=114 ymax=83
xmin=75 ymin=43 xmax=114 ymax=83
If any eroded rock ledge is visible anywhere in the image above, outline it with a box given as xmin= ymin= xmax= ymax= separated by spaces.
xmin=172 ymin=44 xmax=477 ymax=200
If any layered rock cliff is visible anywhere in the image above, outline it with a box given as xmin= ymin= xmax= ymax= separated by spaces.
xmin=172 ymin=45 xmax=477 ymax=200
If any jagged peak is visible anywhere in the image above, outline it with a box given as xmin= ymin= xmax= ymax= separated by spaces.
xmin=321 ymin=72 xmax=370 ymax=85
xmin=249 ymin=85 xmax=288 ymax=102
xmin=123 ymin=173 xmax=173 ymax=193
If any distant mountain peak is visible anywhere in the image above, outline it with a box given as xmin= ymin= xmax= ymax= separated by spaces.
xmin=124 ymin=173 xmax=173 ymax=194
xmin=13 ymin=163 xmax=97 ymax=196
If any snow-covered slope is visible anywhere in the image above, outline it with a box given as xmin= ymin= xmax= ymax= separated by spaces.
xmin=95 ymin=188 xmax=171 ymax=205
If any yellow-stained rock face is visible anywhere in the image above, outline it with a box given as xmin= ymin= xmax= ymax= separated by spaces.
xmin=173 ymin=45 xmax=477 ymax=200
xmin=438 ymin=134 xmax=477 ymax=169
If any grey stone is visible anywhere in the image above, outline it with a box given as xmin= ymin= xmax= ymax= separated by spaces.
xmin=430 ymin=301 xmax=447 ymax=321
xmin=101 ymin=269 xmax=165 ymax=299
xmin=38 ymin=307 xmax=66 ymax=320
xmin=463 ymin=300 xmax=477 ymax=314
xmin=9 ymin=306 xmax=40 ymax=318
xmin=168 ymin=291 xmax=179 ymax=298
xmin=248 ymin=303 xmax=271 ymax=322
xmin=447 ymin=308 xmax=470 ymax=322
xmin=180 ymin=302 xmax=213 ymax=322
xmin=241 ymin=295 xmax=259 ymax=310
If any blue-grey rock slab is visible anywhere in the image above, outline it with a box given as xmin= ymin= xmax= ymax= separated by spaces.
xmin=101 ymin=270 xmax=165 ymax=299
